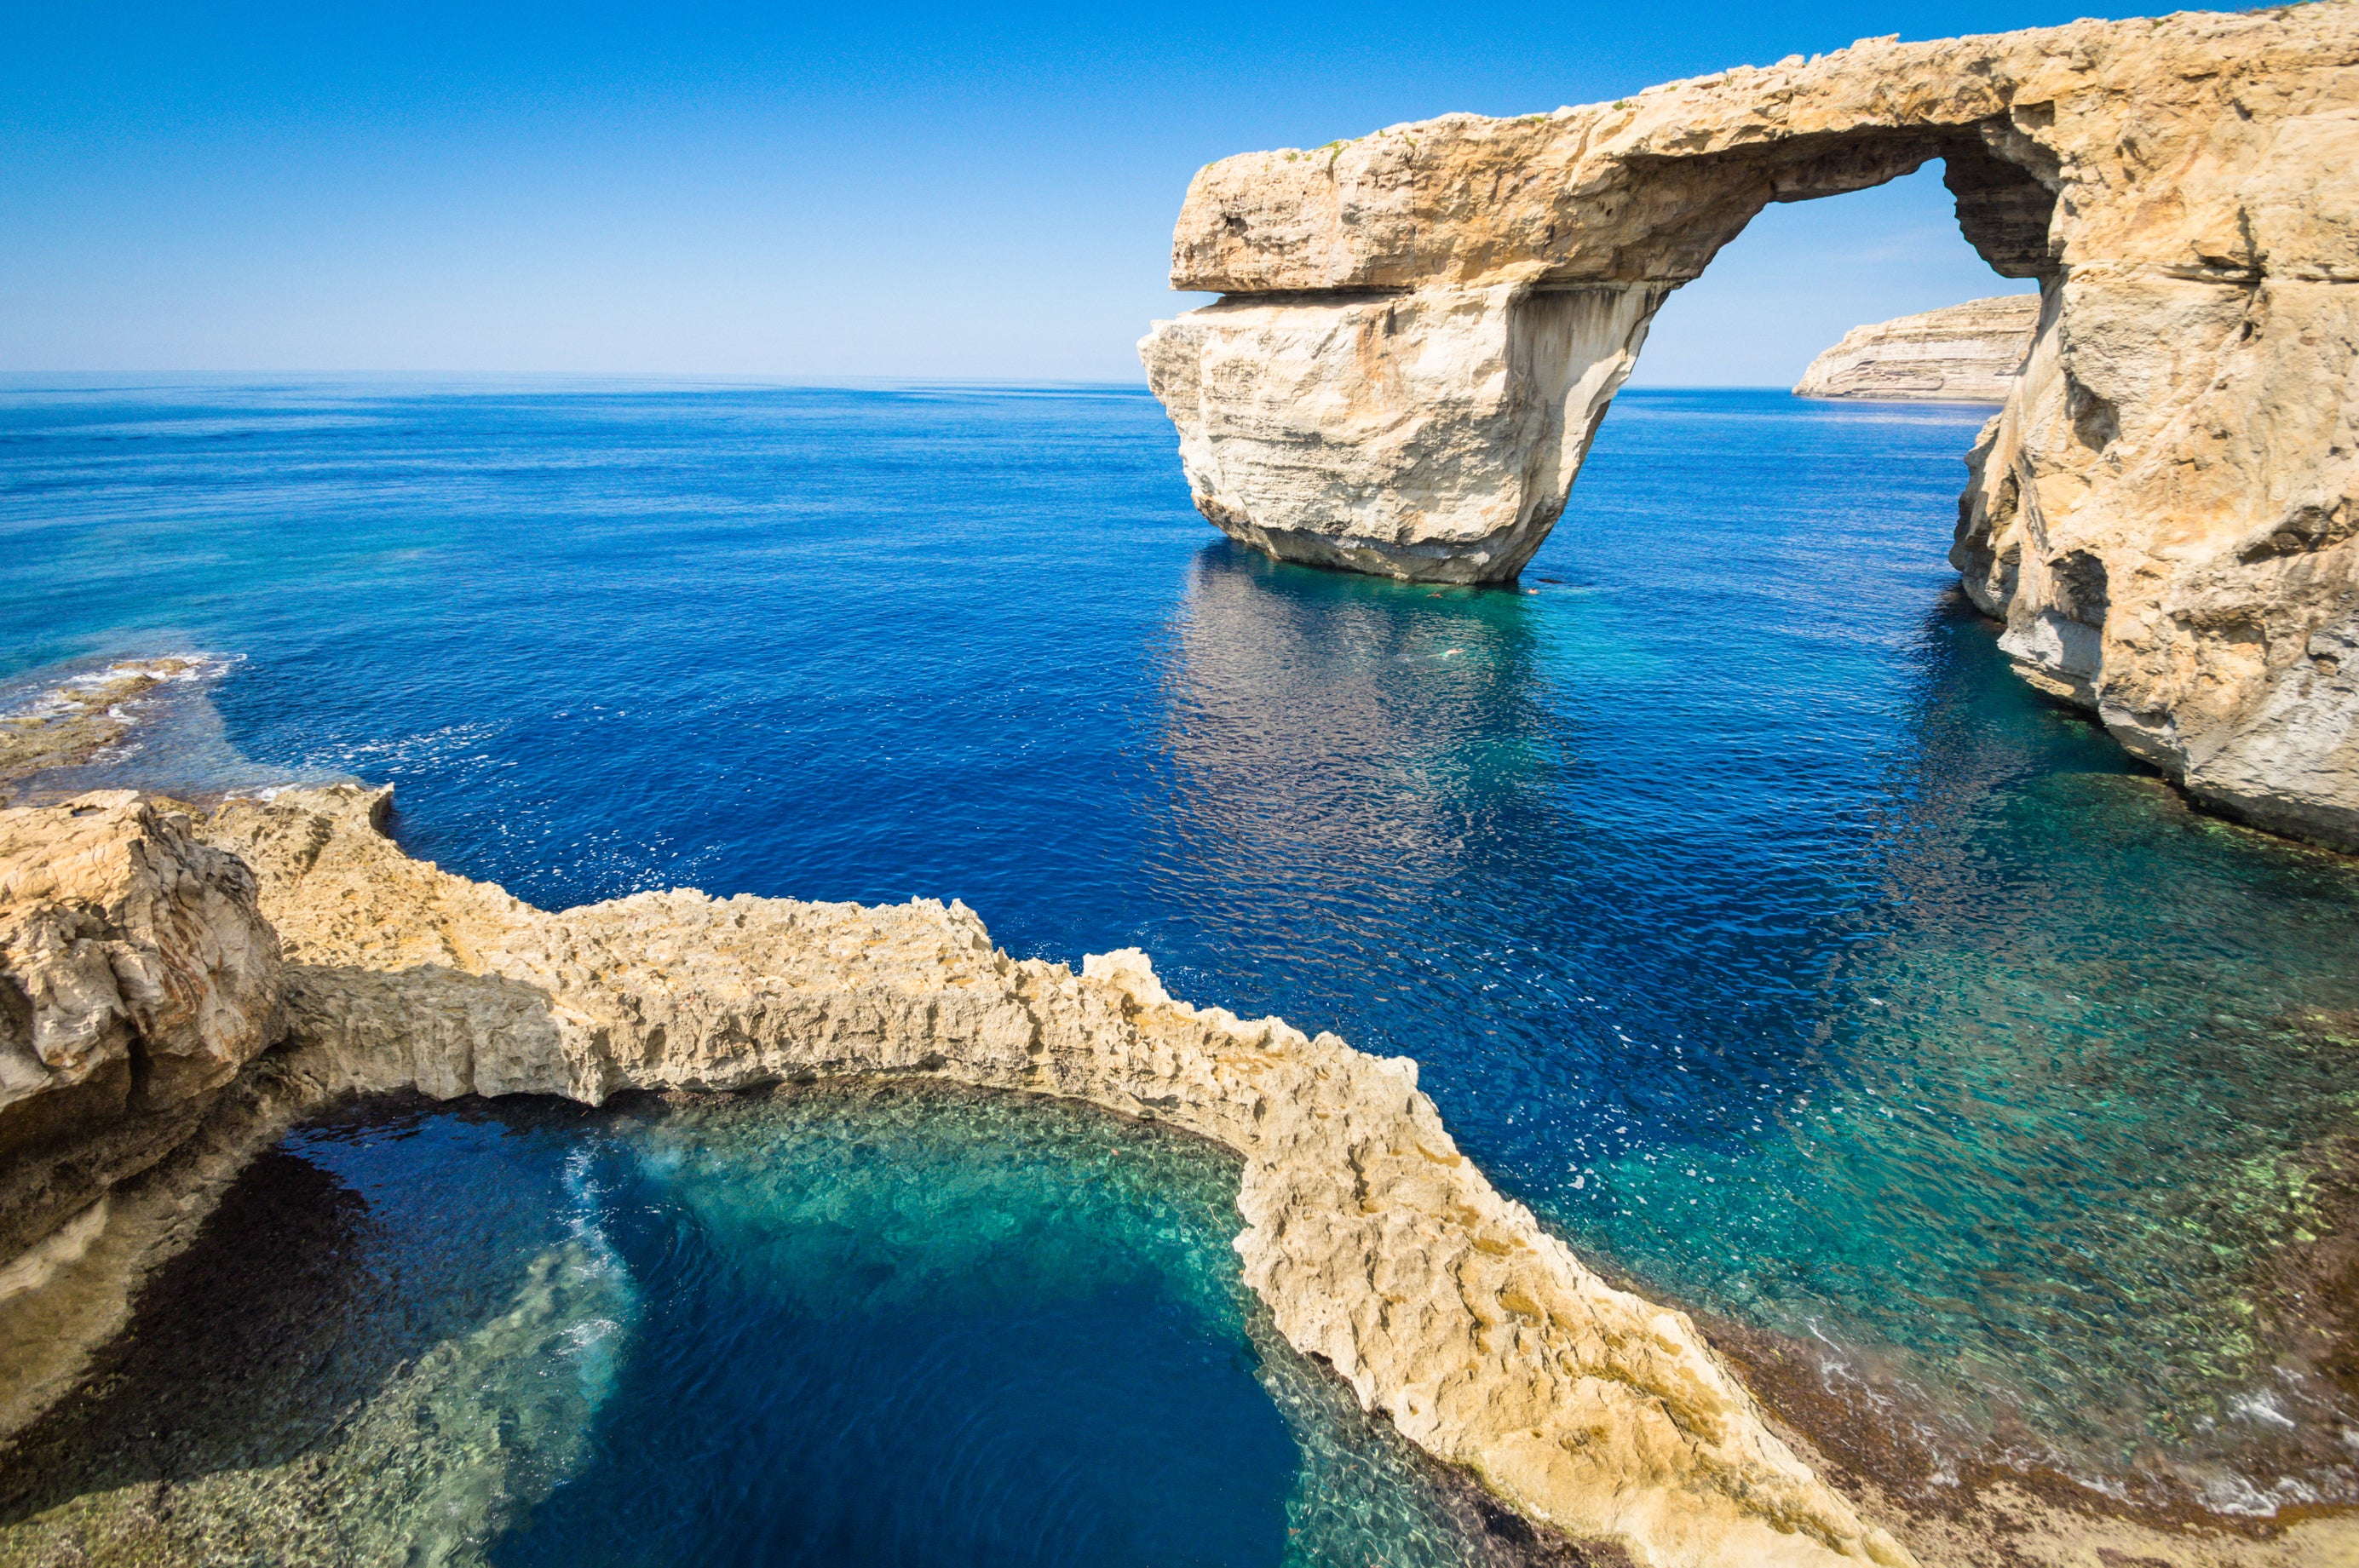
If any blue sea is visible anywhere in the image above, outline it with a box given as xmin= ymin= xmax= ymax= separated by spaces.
xmin=4 ymin=377 xmax=2357 ymax=1559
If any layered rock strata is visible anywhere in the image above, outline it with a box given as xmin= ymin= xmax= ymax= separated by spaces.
xmin=1140 ymin=5 xmax=2359 ymax=851
xmin=0 ymin=785 xmax=1913 ymax=1568
xmin=1792 ymin=296 xmax=2040 ymax=402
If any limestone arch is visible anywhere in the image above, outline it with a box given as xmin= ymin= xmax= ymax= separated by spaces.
xmin=1141 ymin=9 xmax=2359 ymax=849
xmin=1143 ymin=120 xmax=2061 ymax=586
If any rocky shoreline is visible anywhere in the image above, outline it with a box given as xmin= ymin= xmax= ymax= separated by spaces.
xmin=4 ymin=784 xmax=2356 ymax=1565
xmin=0 ymin=658 xmax=224 ymax=796
xmin=3 ymin=784 xmax=1902 ymax=1567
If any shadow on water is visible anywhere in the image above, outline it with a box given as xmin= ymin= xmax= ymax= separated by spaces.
xmin=0 ymin=1093 xmax=640 ymax=1565
xmin=1149 ymin=540 xmax=1555 ymax=891
xmin=0 ymin=1135 xmax=418 ymax=1522
xmin=1138 ymin=534 xmax=1838 ymax=1156
xmin=1140 ymin=540 xmax=1603 ymax=1031
xmin=0 ymin=1082 xmax=1580 ymax=1567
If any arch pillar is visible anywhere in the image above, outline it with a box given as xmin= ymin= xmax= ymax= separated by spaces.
xmin=1141 ymin=7 xmax=2359 ymax=850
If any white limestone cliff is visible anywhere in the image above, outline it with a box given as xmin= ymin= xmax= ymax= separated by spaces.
xmin=1140 ymin=5 xmax=2359 ymax=852
xmin=1793 ymin=296 xmax=2040 ymax=402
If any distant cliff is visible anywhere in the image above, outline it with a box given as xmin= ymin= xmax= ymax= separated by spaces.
xmin=1793 ymin=295 xmax=2040 ymax=402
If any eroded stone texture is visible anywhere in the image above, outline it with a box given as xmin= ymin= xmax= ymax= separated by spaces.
xmin=0 ymin=785 xmax=1913 ymax=1567
xmin=1140 ymin=284 xmax=1663 ymax=582
xmin=1793 ymin=296 xmax=2040 ymax=402
xmin=0 ymin=794 xmax=281 ymax=1269
xmin=1141 ymin=4 xmax=2359 ymax=849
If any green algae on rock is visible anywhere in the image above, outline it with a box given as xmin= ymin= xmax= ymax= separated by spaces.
xmin=0 ymin=660 xmax=218 ymax=793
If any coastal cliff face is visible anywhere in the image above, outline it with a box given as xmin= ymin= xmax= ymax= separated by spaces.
xmin=0 ymin=797 xmax=279 ymax=1284
xmin=0 ymin=786 xmax=1912 ymax=1568
xmin=1792 ymin=296 xmax=2040 ymax=402
xmin=1140 ymin=4 xmax=2359 ymax=850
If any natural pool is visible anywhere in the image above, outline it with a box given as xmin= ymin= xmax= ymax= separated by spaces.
xmin=4 ymin=377 xmax=2358 ymax=1539
xmin=0 ymin=1086 xmax=1539 ymax=1565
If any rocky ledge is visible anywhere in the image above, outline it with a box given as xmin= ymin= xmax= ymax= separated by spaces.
xmin=0 ymin=786 xmax=1912 ymax=1568
xmin=1140 ymin=5 xmax=2359 ymax=853
xmin=0 ymin=658 xmax=219 ymax=795
xmin=1792 ymin=296 xmax=2040 ymax=403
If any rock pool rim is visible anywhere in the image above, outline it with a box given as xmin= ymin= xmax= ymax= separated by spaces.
xmin=6 ymin=782 xmax=2359 ymax=1565
xmin=0 ymin=782 xmax=1912 ymax=1568
xmin=205 ymin=1077 xmax=1608 ymax=1568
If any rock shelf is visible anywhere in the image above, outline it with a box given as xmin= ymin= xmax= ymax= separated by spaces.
xmin=0 ymin=785 xmax=1910 ymax=1567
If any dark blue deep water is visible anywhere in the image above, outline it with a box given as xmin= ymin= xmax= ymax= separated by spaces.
xmin=5 ymin=378 xmax=2359 ymax=1554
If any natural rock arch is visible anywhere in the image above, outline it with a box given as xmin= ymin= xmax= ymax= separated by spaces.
xmin=1141 ymin=6 xmax=2359 ymax=852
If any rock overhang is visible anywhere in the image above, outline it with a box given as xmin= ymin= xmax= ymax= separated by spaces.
xmin=1141 ymin=3 xmax=2359 ymax=852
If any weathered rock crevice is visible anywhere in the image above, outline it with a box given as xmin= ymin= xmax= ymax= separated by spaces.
xmin=1942 ymin=133 xmax=2059 ymax=279
xmin=1142 ymin=5 xmax=2359 ymax=850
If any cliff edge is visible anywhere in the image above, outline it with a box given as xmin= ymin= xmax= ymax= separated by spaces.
xmin=0 ymin=786 xmax=1907 ymax=1568
xmin=1140 ymin=4 xmax=2359 ymax=852
xmin=1793 ymin=295 xmax=2040 ymax=402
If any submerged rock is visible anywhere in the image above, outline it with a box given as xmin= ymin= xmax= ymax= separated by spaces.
xmin=1139 ymin=5 xmax=2359 ymax=852
xmin=1792 ymin=296 xmax=2040 ymax=403
xmin=0 ymin=658 xmax=219 ymax=794
xmin=0 ymin=784 xmax=1907 ymax=1568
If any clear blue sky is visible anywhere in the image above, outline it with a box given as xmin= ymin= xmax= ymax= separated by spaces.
xmin=2 ymin=2 xmax=2180 ymax=383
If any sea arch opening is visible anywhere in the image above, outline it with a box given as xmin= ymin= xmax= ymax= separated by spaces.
xmin=1142 ymin=117 xmax=2067 ymax=589
xmin=1511 ymin=127 xmax=2063 ymax=583
xmin=1619 ymin=146 xmax=2054 ymax=397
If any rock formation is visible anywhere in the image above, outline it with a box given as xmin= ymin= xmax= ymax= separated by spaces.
xmin=1793 ymin=296 xmax=2040 ymax=402
xmin=1140 ymin=4 xmax=2359 ymax=852
xmin=0 ymin=795 xmax=280 ymax=1281
xmin=0 ymin=658 xmax=218 ymax=794
xmin=0 ymin=784 xmax=1913 ymax=1568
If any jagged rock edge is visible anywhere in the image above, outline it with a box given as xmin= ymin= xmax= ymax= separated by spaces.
xmin=0 ymin=785 xmax=1914 ymax=1568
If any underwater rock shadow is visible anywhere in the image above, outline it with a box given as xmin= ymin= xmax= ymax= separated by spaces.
xmin=0 ymin=1140 xmax=403 ymax=1525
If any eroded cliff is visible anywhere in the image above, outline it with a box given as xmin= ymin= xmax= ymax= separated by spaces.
xmin=0 ymin=786 xmax=1911 ymax=1568
xmin=1140 ymin=4 xmax=2359 ymax=850
xmin=0 ymin=795 xmax=280 ymax=1290
xmin=1793 ymin=295 xmax=2040 ymax=402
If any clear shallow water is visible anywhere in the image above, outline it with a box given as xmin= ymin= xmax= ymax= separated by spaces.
xmin=0 ymin=1088 xmax=1527 ymax=1565
xmin=5 ymin=377 xmax=2359 ymax=1525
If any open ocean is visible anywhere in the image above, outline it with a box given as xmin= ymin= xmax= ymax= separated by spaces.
xmin=5 ymin=377 xmax=2358 ymax=1561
